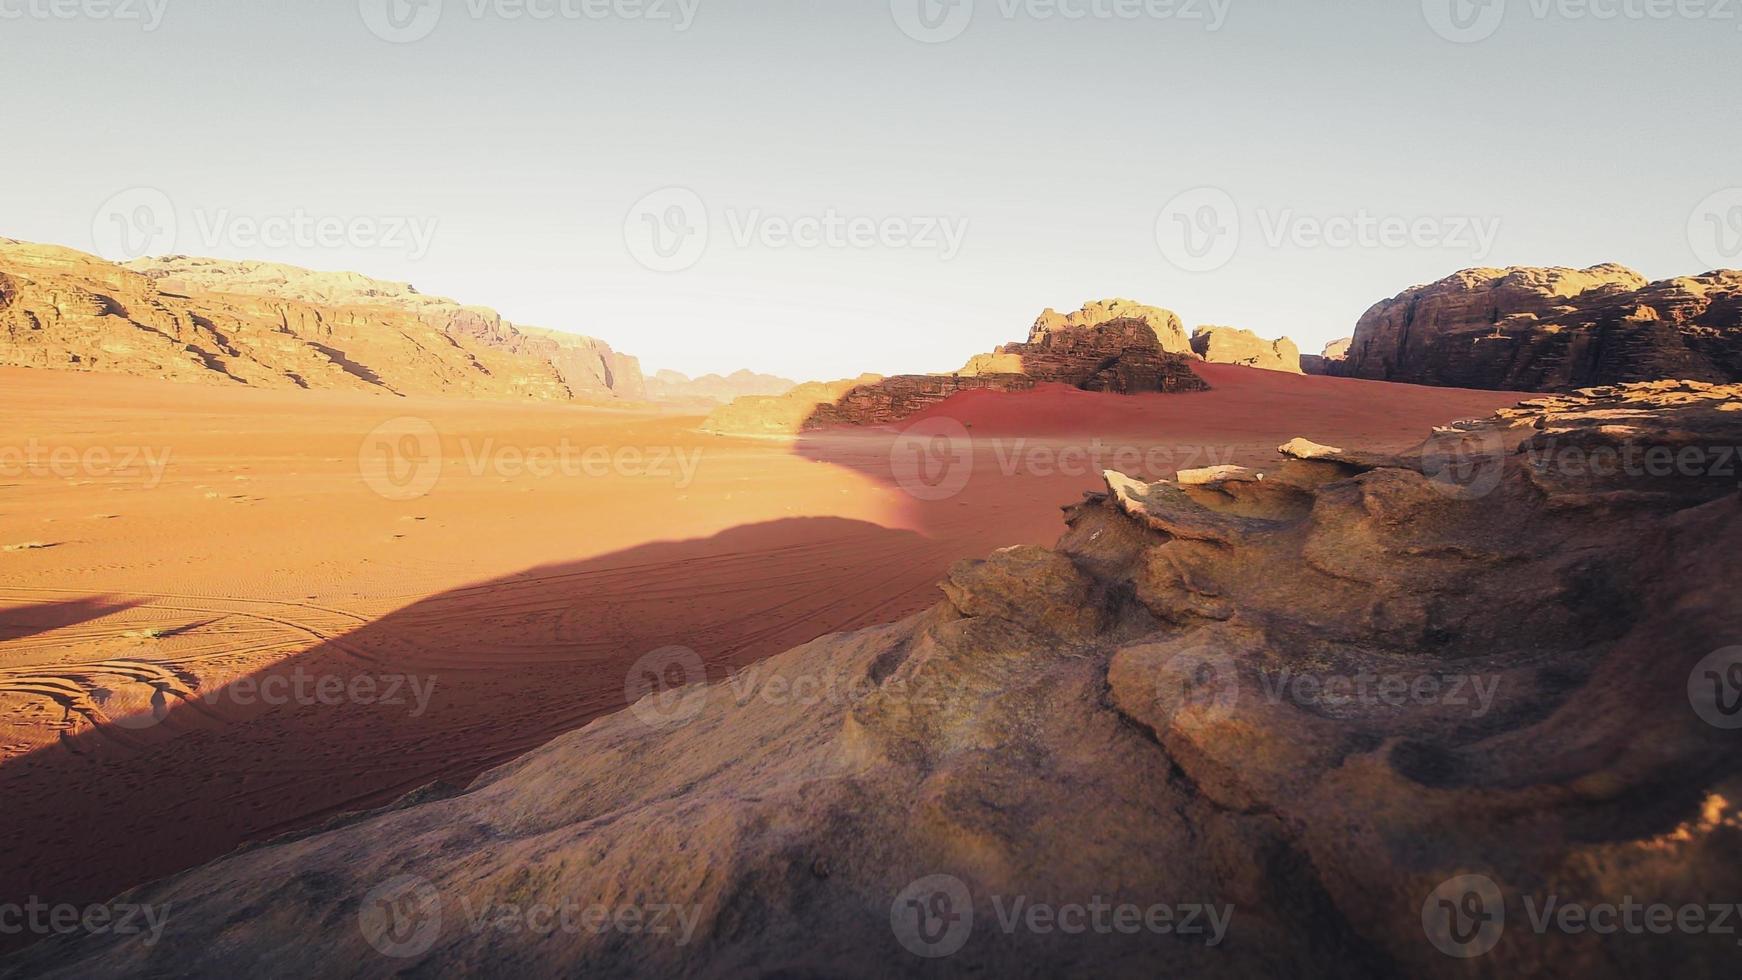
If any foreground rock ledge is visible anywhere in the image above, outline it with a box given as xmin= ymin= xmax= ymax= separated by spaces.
xmin=7 ymin=382 xmax=1741 ymax=979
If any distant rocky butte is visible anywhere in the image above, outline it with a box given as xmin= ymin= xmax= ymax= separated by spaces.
xmin=643 ymin=369 xmax=797 ymax=406
xmin=1190 ymin=325 xmax=1303 ymax=373
xmin=17 ymin=381 xmax=1741 ymax=978
xmin=704 ymin=299 xmax=1208 ymax=435
xmin=0 ymin=241 xmax=645 ymax=402
xmin=1300 ymin=337 xmax=1352 ymax=376
xmin=1341 ymin=263 xmax=1742 ymax=390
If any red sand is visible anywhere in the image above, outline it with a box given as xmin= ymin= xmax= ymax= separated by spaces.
xmin=0 ymin=363 xmax=1524 ymax=931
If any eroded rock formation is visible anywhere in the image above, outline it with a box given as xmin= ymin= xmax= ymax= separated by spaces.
xmin=1343 ymin=264 xmax=1742 ymax=390
xmin=704 ymin=299 xmax=1209 ymax=434
xmin=1300 ymin=337 xmax=1351 ymax=375
xmin=0 ymin=242 xmax=645 ymax=401
xmin=1190 ymin=325 xmax=1303 ymax=373
xmin=13 ymin=382 xmax=1739 ymax=979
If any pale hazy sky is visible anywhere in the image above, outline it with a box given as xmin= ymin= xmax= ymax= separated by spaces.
xmin=2 ymin=0 xmax=1738 ymax=380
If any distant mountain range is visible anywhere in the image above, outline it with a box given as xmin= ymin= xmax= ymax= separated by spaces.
xmin=0 ymin=240 xmax=787 ymax=405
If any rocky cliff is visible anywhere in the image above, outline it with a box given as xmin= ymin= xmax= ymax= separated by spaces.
xmin=1342 ymin=264 xmax=1742 ymax=390
xmin=1300 ymin=337 xmax=1352 ymax=375
xmin=705 ymin=300 xmax=1208 ymax=434
xmin=0 ymin=241 xmax=645 ymax=402
xmin=1190 ymin=325 xmax=1303 ymax=373
xmin=12 ymin=381 xmax=1739 ymax=978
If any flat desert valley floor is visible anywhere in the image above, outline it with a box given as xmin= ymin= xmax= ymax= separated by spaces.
xmin=0 ymin=364 xmax=1522 ymax=928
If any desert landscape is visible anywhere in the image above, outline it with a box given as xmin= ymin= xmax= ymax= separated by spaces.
xmin=5 ymin=4 xmax=1741 ymax=978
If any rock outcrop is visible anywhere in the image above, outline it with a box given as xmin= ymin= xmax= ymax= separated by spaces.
xmin=1342 ymin=264 xmax=1742 ymax=390
xmin=1026 ymin=298 xmax=1194 ymax=355
xmin=0 ymin=242 xmax=645 ymax=402
xmin=13 ymin=382 xmax=1739 ymax=979
xmin=1299 ymin=337 xmax=1351 ymax=375
xmin=1190 ymin=325 xmax=1303 ymax=373
xmin=704 ymin=299 xmax=1209 ymax=434
xmin=643 ymin=369 xmax=797 ymax=406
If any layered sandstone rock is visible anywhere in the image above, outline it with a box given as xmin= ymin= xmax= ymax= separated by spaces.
xmin=15 ymin=383 xmax=1740 ymax=979
xmin=1189 ymin=325 xmax=1303 ymax=373
xmin=962 ymin=314 xmax=1207 ymax=394
xmin=0 ymin=242 xmax=645 ymax=402
xmin=704 ymin=300 xmax=1209 ymax=434
xmin=1029 ymin=298 xmax=1193 ymax=355
xmin=1299 ymin=337 xmax=1351 ymax=375
xmin=1343 ymin=264 xmax=1742 ymax=390
xmin=129 ymin=254 xmax=647 ymax=400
